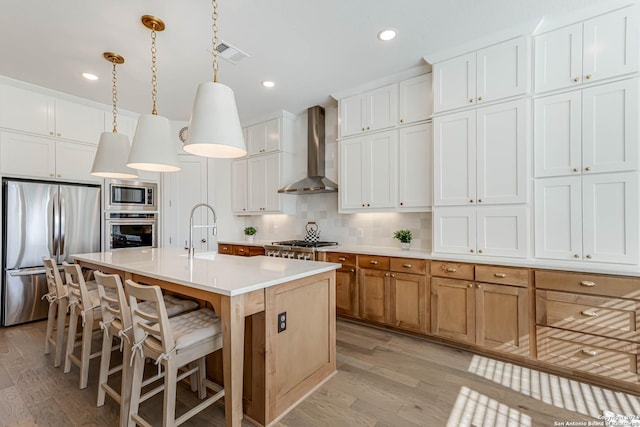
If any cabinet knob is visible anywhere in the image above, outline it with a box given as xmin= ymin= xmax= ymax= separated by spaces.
xmin=400 ymin=119 xmax=404 ymax=123
xmin=478 ymin=96 xmax=483 ymax=101
xmin=367 ymin=204 xmax=370 ymax=207
xmin=49 ymin=173 xmax=54 ymax=177
xmin=201 ymin=238 xmax=206 ymax=243
xmin=57 ymin=174 xmax=61 ymax=177
xmin=469 ymin=199 xmax=474 ymax=203
xmin=366 ymin=127 xmax=370 ymax=130
xmin=468 ymin=283 xmax=473 ymax=288
xmin=445 ymin=267 xmax=457 ymax=273
xmin=585 ymin=166 xmax=591 ymax=171
xmin=581 ymin=348 xmax=597 ymax=357
xmin=476 ymin=284 xmax=481 ymax=288
xmin=370 ymin=260 xmax=378 ymax=265
xmin=580 ymin=310 xmax=598 ymax=317
xmin=478 ymin=199 xmax=482 ymax=203
xmin=239 ymin=248 xmax=244 ymax=252
xmin=222 ymin=247 xmax=228 ymax=250
xmin=243 ymin=208 xmax=246 ymax=211
xmin=573 ymin=77 xmax=580 ymax=82
xmin=580 ymin=280 xmax=596 ymax=287
xmin=361 ymin=128 xmax=365 ymax=131
xmin=470 ymin=249 xmax=474 ymax=253
xmin=574 ymin=254 xmax=580 ymax=258
xmin=400 ymin=202 xmax=404 ymax=206
xmin=49 ymin=131 xmax=54 ymax=136
xmin=402 ymin=264 xmax=412 ymax=268
xmin=494 ymin=273 xmax=506 ymax=278
xmin=585 ymin=74 xmax=592 ymax=80
xmin=469 ymin=98 xmax=474 ymax=103
xmin=572 ymin=168 xmax=579 ymax=172
xmin=391 ymin=274 xmax=396 ymax=278
xmin=385 ymin=272 xmax=389 ymax=277
xmin=478 ymin=250 xmax=483 ymax=254
xmin=350 ymin=269 xmax=355 ymax=273
xmin=585 ymin=254 xmax=592 ymax=259
xmin=362 ymin=204 xmax=365 ymax=207
xmin=57 ymin=133 xmax=61 ymax=137
xmin=338 ymin=257 xmax=346 ymax=262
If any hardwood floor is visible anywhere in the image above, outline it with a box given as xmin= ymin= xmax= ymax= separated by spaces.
xmin=0 ymin=319 xmax=637 ymax=426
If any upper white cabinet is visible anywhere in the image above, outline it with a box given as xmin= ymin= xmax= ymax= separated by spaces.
xmin=339 ymin=84 xmax=397 ymax=138
xmin=0 ymin=85 xmax=105 ymax=144
xmin=433 ymin=206 xmax=528 ymax=258
xmin=248 ymin=153 xmax=284 ymax=213
xmin=230 ymin=159 xmax=248 ymax=214
xmin=399 ymin=74 xmax=432 ymax=125
xmin=534 ymin=7 xmax=639 ymax=94
xmin=535 ymin=79 xmax=639 ymax=177
xmin=339 ymin=130 xmax=397 ymax=211
xmin=247 ymin=117 xmax=291 ymax=156
xmin=0 ymin=131 xmax=100 ymax=183
xmin=535 ymin=173 xmax=638 ymax=264
xmin=433 ymin=37 xmax=529 ymax=113
xmin=398 ymin=123 xmax=432 ymax=210
xmin=434 ymin=99 xmax=528 ymax=206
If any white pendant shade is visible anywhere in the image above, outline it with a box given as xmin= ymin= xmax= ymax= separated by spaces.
xmin=183 ymin=82 xmax=247 ymax=158
xmin=91 ymin=132 xmax=138 ymax=178
xmin=127 ymin=114 xmax=181 ymax=172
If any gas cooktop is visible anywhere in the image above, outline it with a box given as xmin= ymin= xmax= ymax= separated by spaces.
xmin=271 ymin=240 xmax=339 ymax=248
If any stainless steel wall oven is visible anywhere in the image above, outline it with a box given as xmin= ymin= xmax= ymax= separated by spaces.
xmin=105 ymin=212 xmax=157 ymax=250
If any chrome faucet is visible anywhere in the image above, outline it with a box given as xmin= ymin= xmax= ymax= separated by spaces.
xmin=188 ymin=203 xmax=217 ymax=258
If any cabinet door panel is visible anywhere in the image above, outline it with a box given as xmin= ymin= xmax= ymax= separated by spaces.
xmin=582 ymin=79 xmax=638 ymax=174
xmin=399 ymin=74 xmax=432 ymax=125
xmin=433 ymin=52 xmax=476 ymax=113
xmin=336 ymin=268 xmax=358 ymax=318
xmin=0 ymin=132 xmax=55 ymax=178
xmin=391 ymin=272 xmax=427 ymax=333
xmin=247 ymin=122 xmax=266 ymax=156
xmin=476 ymin=283 xmax=529 ymax=356
xmin=264 ymin=154 xmax=281 ymax=212
xmin=433 ymin=110 xmax=476 ymax=206
xmin=54 ymin=100 xmax=104 ymax=144
xmin=476 ymin=99 xmax=527 ymax=204
xmin=359 ymin=269 xmax=389 ymax=323
xmin=534 ymin=91 xmax=582 ymax=177
xmin=534 ymin=23 xmax=583 ymax=93
xmin=0 ymin=85 xmax=53 ymax=136
xmin=398 ymin=123 xmax=432 ymax=209
xmin=476 ymin=36 xmax=528 ymax=103
xmin=476 ymin=206 xmax=528 ymax=258
xmin=340 ymin=94 xmax=365 ymax=137
xmin=339 ymin=138 xmax=365 ymax=209
xmin=583 ymin=7 xmax=639 ymax=82
xmin=55 ymin=141 xmax=100 ymax=183
xmin=430 ymin=277 xmax=475 ymax=344
xmin=247 ymin=157 xmax=267 ymax=212
xmin=433 ymin=207 xmax=476 ymax=255
xmin=534 ymin=176 xmax=582 ymax=260
xmin=582 ymin=172 xmax=638 ymax=264
xmin=231 ymin=160 xmax=247 ymax=214
xmin=366 ymin=84 xmax=397 ymax=132
xmin=264 ymin=118 xmax=281 ymax=153
xmin=368 ymin=131 xmax=397 ymax=208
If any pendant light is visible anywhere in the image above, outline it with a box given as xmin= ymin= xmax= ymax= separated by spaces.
xmin=127 ymin=15 xmax=181 ymax=172
xmin=182 ymin=0 xmax=246 ymax=158
xmin=91 ymin=52 xmax=138 ymax=179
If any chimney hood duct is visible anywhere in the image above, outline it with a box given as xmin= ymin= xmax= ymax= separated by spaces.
xmin=278 ymin=106 xmax=338 ymax=195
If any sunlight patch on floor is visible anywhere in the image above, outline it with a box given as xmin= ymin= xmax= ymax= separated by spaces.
xmin=447 ymin=386 xmax=532 ymax=427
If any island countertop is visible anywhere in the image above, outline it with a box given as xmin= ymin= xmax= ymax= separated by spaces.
xmin=72 ymin=247 xmax=340 ymax=296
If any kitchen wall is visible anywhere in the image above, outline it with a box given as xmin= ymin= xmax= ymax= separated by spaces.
xmin=242 ymin=104 xmax=433 ymax=250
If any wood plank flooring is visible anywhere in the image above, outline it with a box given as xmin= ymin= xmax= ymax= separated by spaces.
xmin=0 ymin=319 xmax=638 ymax=426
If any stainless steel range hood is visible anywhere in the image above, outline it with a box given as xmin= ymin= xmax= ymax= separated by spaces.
xmin=278 ymin=106 xmax=338 ymax=194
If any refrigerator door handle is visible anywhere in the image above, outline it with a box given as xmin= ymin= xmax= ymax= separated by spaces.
xmin=51 ymin=190 xmax=59 ymax=257
xmin=59 ymin=193 xmax=66 ymax=259
xmin=9 ymin=268 xmax=47 ymax=276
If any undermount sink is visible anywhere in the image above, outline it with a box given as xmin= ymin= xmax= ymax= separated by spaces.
xmin=180 ymin=252 xmax=218 ymax=261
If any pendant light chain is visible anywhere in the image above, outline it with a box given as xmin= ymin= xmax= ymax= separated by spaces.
xmin=111 ymin=61 xmax=118 ymax=133
xmin=151 ymin=24 xmax=158 ymax=115
xmin=211 ymin=0 xmax=219 ymax=83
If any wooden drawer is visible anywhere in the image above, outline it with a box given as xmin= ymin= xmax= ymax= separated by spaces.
xmin=431 ymin=261 xmax=474 ymax=280
xmin=537 ymin=326 xmax=640 ymax=384
xmin=358 ymin=255 xmax=390 ymax=271
xmin=234 ymin=245 xmax=250 ymax=256
xmin=475 ymin=265 xmax=529 ymax=287
xmin=218 ymin=244 xmax=233 ymax=255
xmin=325 ymin=252 xmax=356 ymax=267
xmin=537 ymin=290 xmax=640 ymax=342
xmin=248 ymin=246 xmax=265 ymax=257
xmin=536 ymin=270 xmax=640 ymax=300
xmin=390 ymin=257 xmax=427 ymax=275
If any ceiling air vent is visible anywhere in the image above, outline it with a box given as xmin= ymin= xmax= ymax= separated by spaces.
xmin=215 ymin=40 xmax=250 ymax=64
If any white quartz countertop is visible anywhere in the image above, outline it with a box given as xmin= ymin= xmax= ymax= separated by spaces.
xmin=72 ymin=248 xmax=340 ymax=296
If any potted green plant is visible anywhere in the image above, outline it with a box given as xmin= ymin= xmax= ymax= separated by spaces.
xmin=244 ymin=226 xmax=257 ymax=242
xmin=393 ymin=229 xmax=412 ymax=250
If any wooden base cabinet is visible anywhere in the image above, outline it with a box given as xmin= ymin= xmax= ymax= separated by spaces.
xmin=326 ymin=253 xmax=359 ymax=318
xmin=359 ymin=268 xmax=389 ymax=324
xmin=390 ymin=271 xmax=428 ymax=334
xmin=431 ymin=277 xmax=475 ymax=343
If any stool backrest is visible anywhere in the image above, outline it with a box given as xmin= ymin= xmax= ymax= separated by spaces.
xmin=93 ymin=271 xmax=131 ymax=330
xmin=62 ymin=262 xmax=91 ymax=309
xmin=124 ymin=280 xmax=174 ymax=353
xmin=42 ymin=257 xmax=67 ymax=299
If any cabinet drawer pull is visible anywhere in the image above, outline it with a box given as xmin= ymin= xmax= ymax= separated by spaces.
xmin=581 ymin=349 xmax=597 ymax=357
xmin=384 ymin=272 xmax=389 ymax=277
xmin=402 ymin=264 xmax=412 ymax=268
xmin=446 ymin=267 xmax=457 ymax=273
xmin=338 ymin=257 xmax=346 ymax=262
xmin=581 ymin=310 xmax=598 ymax=317
xmin=239 ymin=249 xmax=244 ymax=252
xmin=468 ymin=283 xmax=473 ymax=288
xmin=350 ymin=269 xmax=355 ymax=273
xmin=494 ymin=273 xmax=506 ymax=278
xmin=580 ymin=281 xmax=596 ymax=287
xmin=222 ymin=247 xmax=228 ymax=250
xmin=573 ymin=77 xmax=580 ymax=82
xmin=370 ymin=260 xmax=378 ymax=265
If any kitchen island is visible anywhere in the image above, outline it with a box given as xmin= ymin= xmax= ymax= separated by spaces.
xmin=72 ymin=247 xmax=340 ymax=427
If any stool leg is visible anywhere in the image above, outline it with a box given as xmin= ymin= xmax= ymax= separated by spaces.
xmin=198 ymin=357 xmax=207 ymax=400
xmin=55 ymin=299 xmax=68 ymax=367
xmin=79 ymin=310 xmax=94 ymax=389
xmin=163 ymin=358 xmax=177 ymax=427
xmin=44 ymin=302 xmax=55 ymax=355
xmin=120 ymin=337 xmax=133 ymax=427
xmin=189 ymin=361 xmax=198 ymax=393
xmin=64 ymin=307 xmax=77 ymax=373
xmin=96 ymin=328 xmax=113 ymax=406
xmin=128 ymin=351 xmax=145 ymax=427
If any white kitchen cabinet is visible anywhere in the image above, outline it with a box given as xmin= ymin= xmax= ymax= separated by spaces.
xmin=399 ymin=73 xmax=432 ymax=125
xmin=230 ymin=159 xmax=248 ymax=214
xmin=0 ymin=131 xmax=99 ymax=183
xmin=339 ymin=130 xmax=397 ymax=212
xmin=433 ymin=205 xmax=528 ymax=258
xmin=339 ymin=84 xmax=397 ymax=138
xmin=246 ymin=152 xmax=293 ymax=214
xmin=534 ymin=172 xmax=638 ymax=264
xmin=535 ymin=79 xmax=639 ymax=177
xmin=0 ymin=84 xmax=105 ymax=144
xmin=434 ymin=99 xmax=528 ymax=206
xmin=247 ymin=117 xmax=283 ymax=155
xmin=433 ymin=37 xmax=528 ymax=113
xmin=534 ymin=7 xmax=639 ymax=93
xmin=398 ymin=123 xmax=432 ymax=210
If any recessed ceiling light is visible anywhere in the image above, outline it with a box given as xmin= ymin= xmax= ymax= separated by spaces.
xmin=262 ymin=81 xmax=275 ymax=88
xmin=82 ymin=72 xmax=99 ymax=81
xmin=377 ymin=28 xmax=397 ymax=41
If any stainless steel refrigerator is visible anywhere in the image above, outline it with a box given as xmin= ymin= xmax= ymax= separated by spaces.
xmin=2 ymin=179 xmax=101 ymax=326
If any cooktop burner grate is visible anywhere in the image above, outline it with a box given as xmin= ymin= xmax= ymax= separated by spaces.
xmin=271 ymin=240 xmax=339 ymax=248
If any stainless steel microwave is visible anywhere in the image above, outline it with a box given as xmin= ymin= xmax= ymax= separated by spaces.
xmin=105 ymin=179 xmax=157 ymax=211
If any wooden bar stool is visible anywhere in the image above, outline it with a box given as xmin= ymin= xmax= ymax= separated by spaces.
xmin=42 ymin=257 xmax=69 ymax=368
xmin=62 ymin=261 xmax=109 ymax=389
xmin=125 ymin=279 xmax=224 ymax=427
xmin=93 ymin=272 xmax=199 ymax=427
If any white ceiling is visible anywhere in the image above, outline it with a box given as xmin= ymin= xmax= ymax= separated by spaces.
xmin=0 ymin=0 xmax=615 ymax=124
